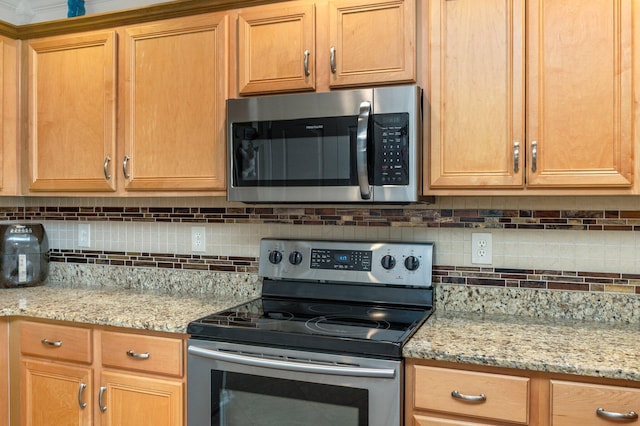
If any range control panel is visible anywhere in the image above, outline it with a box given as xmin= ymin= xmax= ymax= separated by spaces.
xmin=259 ymin=238 xmax=433 ymax=287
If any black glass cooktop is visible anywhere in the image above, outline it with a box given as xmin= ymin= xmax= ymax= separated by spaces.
xmin=187 ymin=297 xmax=432 ymax=359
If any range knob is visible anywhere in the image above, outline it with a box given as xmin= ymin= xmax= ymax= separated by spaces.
xmin=380 ymin=255 xmax=396 ymax=270
xmin=289 ymin=251 xmax=303 ymax=265
xmin=404 ymin=255 xmax=420 ymax=271
xmin=268 ymin=250 xmax=283 ymax=264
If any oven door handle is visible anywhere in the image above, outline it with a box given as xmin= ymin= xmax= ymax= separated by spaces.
xmin=188 ymin=345 xmax=396 ymax=379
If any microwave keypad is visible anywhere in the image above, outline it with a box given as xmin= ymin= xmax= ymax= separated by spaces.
xmin=375 ymin=113 xmax=409 ymax=185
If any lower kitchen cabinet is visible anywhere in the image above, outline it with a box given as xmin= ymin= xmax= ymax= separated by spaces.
xmin=21 ymin=360 xmax=93 ymax=426
xmin=99 ymin=371 xmax=182 ymax=426
xmin=406 ymin=359 xmax=640 ymax=426
xmin=13 ymin=319 xmax=186 ymax=426
xmin=406 ymin=361 xmax=530 ymax=425
xmin=550 ymin=380 xmax=640 ymax=425
xmin=0 ymin=319 xmax=8 ymax=425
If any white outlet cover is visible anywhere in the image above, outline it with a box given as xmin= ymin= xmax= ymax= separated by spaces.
xmin=191 ymin=226 xmax=206 ymax=252
xmin=471 ymin=233 xmax=492 ymax=265
xmin=78 ymin=223 xmax=91 ymax=248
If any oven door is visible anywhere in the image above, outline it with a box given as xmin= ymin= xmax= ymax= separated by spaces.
xmin=187 ymin=340 xmax=402 ymax=426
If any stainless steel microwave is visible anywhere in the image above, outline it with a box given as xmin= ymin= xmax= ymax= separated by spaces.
xmin=227 ymin=85 xmax=422 ymax=203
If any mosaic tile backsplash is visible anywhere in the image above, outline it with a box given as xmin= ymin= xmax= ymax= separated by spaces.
xmin=4 ymin=195 xmax=640 ymax=297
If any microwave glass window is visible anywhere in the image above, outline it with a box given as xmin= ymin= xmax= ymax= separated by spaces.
xmin=211 ymin=370 xmax=368 ymax=426
xmin=232 ymin=116 xmax=359 ymax=187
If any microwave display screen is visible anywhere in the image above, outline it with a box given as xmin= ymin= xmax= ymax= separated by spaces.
xmin=232 ymin=116 xmax=359 ymax=187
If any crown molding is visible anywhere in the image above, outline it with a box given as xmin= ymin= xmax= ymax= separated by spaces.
xmin=1 ymin=0 xmax=288 ymax=39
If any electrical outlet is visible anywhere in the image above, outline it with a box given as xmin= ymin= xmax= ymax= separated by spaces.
xmin=471 ymin=233 xmax=492 ymax=265
xmin=191 ymin=226 xmax=206 ymax=252
xmin=78 ymin=223 xmax=91 ymax=248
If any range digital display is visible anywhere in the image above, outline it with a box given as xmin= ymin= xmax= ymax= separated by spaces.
xmin=310 ymin=249 xmax=372 ymax=271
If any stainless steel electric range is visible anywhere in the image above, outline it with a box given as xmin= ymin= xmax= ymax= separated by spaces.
xmin=187 ymin=238 xmax=434 ymax=426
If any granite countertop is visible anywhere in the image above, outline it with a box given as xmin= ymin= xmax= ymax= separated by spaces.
xmin=0 ymin=285 xmax=252 ymax=334
xmin=4 ymin=280 xmax=640 ymax=383
xmin=404 ymin=310 xmax=640 ymax=382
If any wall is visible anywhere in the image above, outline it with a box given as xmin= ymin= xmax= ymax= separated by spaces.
xmin=1 ymin=0 xmax=170 ymax=24
xmin=5 ymin=194 xmax=640 ymax=296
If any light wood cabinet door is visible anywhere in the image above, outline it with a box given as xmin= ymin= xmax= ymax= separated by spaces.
xmin=327 ymin=0 xmax=415 ymax=88
xmin=427 ymin=0 xmax=525 ymax=189
xmin=21 ymin=359 xmax=93 ymax=426
xmin=121 ymin=13 xmax=228 ymax=192
xmin=99 ymin=371 xmax=183 ymax=426
xmin=427 ymin=0 xmax=634 ymax=192
xmin=0 ymin=319 xmax=7 ymax=426
xmin=26 ymin=30 xmax=117 ymax=193
xmin=0 ymin=36 xmax=19 ymax=196
xmin=551 ymin=380 xmax=640 ymax=426
xmin=526 ymin=0 xmax=633 ymax=188
xmin=237 ymin=1 xmax=315 ymax=95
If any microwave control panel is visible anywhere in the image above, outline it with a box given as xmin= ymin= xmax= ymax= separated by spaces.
xmin=374 ymin=113 xmax=409 ymax=185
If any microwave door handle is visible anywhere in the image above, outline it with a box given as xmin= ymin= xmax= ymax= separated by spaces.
xmin=356 ymin=101 xmax=372 ymax=200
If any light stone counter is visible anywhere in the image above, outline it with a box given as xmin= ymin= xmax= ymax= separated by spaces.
xmin=404 ymin=310 xmax=640 ymax=382
xmin=0 ymin=285 xmax=253 ymax=334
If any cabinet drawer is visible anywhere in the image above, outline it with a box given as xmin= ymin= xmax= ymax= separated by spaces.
xmin=101 ymin=331 xmax=183 ymax=377
xmin=412 ymin=365 xmax=529 ymax=424
xmin=413 ymin=415 xmax=493 ymax=426
xmin=20 ymin=321 xmax=92 ymax=364
xmin=551 ymin=380 xmax=640 ymax=425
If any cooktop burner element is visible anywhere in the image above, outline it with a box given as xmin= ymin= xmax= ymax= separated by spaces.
xmin=188 ymin=239 xmax=434 ymax=359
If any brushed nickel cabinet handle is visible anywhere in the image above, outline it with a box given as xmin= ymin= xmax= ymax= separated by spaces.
xmin=531 ymin=140 xmax=537 ymax=173
xmin=41 ymin=338 xmax=62 ymax=347
xmin=513 ymin=141 xmax=520 ymax=173
xmin=123 ymin=155 xmax=131 ymax=179
xmin=451 ymin=390 xmax=487 ymax=403
xmin=103 ymin=156 xmax=111 ymax=180
xmin=78 ymin=383 xmax=87 ymax=409
xmin=330 ymin=46 xmax=337 ymax=74
xmin=126 ymin=350 xmax=150 ymax=360
xmin=99 ymin=386 xmax=107 ymax=412
xmin=303 ymin=49 xmax=311 ymax=77
xmin=596 ymin=407 xmax=638 ymax=420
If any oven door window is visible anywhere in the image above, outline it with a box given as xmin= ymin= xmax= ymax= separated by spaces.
xmin=231 ymin=116 xmax=359 ymax=187
xmin=211 ymin=370 xmax=368 ymax=426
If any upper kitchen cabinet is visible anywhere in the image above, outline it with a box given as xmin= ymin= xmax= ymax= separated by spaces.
xmin=25 ymin=30 xmax=117 ymax=193
xmin=326 ymin=0 xmax=415 ymax=88
xmin=24 ymin=12 xmax=229 ymax=196
xmin=526 ymin=0 xmax=633 ymax=189
xmin=0 ymin=36 xmax=19 ymax=196
xmin=426 ymin=0 xmax=634 ymax=193
xmin=121 ymin=12 xmax=228 ymax=192
xmin=235 ymin=0 xmax=415 ymax=95
xmin=236 ymin=1 xmax=315 ymax=94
